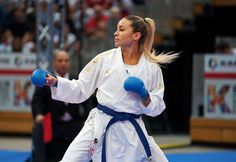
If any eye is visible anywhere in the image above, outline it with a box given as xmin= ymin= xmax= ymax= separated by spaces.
xmin=116 ymin=26 xmax=125 ymax=32
xmin=117 ymin=26 xmax=124 ymax=32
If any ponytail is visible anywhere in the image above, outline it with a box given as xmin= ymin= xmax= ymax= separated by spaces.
xmin=142 ymin=18 xmax=179 ymax=65
xmin=125 ymin=15 xmax=178 ymax=65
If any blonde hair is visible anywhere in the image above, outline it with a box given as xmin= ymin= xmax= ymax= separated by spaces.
xmin=125 ymin=15 xmax=179 ymax=65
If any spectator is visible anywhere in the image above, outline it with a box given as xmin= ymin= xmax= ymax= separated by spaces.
xmin=0 ymin=29 xmax=13 ymax=53
xmin=85 ymin=0 xmax=111 ymax=9
xmin=7 ymin=7 xmax=29 ymax=37
xmin=12 ymin=36 xmax=22 ymax=52
xmin=0 ymin=2 xmax=8 ymax=34
xmin=22 ymin=31 xmax=35 ymax=54
xmin=84 ymin=4 xmax=109 ymax=37
xmin=80 ymin=4 xmax=109 ymax=68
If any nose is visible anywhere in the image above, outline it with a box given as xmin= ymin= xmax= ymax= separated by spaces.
xmin=114 ymin=30 xmax=118 ymax=36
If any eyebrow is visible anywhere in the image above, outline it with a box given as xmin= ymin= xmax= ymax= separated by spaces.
xmin=117 ymin=25 xmax=125 ymax=29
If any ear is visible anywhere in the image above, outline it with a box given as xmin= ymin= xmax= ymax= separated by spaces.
xmin=133 ymin=32 xmax=141 ymax=41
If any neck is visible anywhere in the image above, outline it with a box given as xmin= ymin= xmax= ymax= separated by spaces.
xmin=122 ymin=46 xmax=141 ymax=65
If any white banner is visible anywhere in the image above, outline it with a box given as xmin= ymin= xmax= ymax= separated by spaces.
xmin=204 ymin=55 xmax=236 ymax=119
xmin=0 ymin=54 xmax=36 ymax=70
xmin=0 ymin=54 xmax=36 ymax=112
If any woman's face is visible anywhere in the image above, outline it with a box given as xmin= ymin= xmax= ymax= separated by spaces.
xmin=114 ymin=18 xmax=136 ymax=48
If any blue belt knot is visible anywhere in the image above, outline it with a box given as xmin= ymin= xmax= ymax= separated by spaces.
xmin=97 ymin=104 xmax=152 ymax=162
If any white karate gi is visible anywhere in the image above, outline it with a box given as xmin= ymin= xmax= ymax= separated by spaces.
xmin=51 ymin=47 xmax=169 ymax=162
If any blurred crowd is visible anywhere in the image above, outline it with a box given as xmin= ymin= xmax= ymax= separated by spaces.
xmin=1 ymin=1 xmax=235 ymax=57
xmin=0 ymin=0 xmax=150 ymax=72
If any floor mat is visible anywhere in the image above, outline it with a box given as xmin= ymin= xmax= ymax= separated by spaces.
xmin=0 ymin=150 xmax=30 ymax=162
xmin=166 ymin=150 xmax=236 ymax=162
xmin=1 ymin=150 xmax=236 ymax=162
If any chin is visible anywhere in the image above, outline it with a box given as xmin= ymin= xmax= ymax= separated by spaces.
xmin=114 ymin=43 xmax=120 ymax=48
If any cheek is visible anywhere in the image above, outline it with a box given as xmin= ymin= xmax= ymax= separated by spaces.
xmin=120 ymin=32 xmax=131 ymax=40
xmin=123 ymin=35 xmax=133 ymax=43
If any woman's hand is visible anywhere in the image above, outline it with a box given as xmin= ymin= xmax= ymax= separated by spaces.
xmin=46 ymin=73 xmax=58 ymax=87
xmin=124 ymin=76 xmax=151 ymax=107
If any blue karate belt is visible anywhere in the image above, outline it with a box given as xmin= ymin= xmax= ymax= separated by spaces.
xmin=97 ymin=104 xmax=152 ymax=162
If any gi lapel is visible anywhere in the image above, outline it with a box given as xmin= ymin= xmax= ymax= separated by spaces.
xmin=114 ymin=47 xmax=127 ymax=84
xmin=114 ymin=47 xmax=148 ymax=93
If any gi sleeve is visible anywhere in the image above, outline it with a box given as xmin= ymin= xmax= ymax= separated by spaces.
xmin=140 ymin=66 xmax=166 ymax=117
xmin=51 ymin=54 xmax=103 ymax=103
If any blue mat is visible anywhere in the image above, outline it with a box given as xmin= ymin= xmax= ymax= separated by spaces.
xmin=166 ymin=150 xmax=236 ymax=162
xmin=0 ymin=150 xmax=30 ymax=162
xmin=0 ymin=150 xmax=236 ymax=162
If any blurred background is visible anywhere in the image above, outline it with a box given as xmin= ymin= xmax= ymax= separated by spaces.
xmin=0 ymin=0 xmax=236 ymax=162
